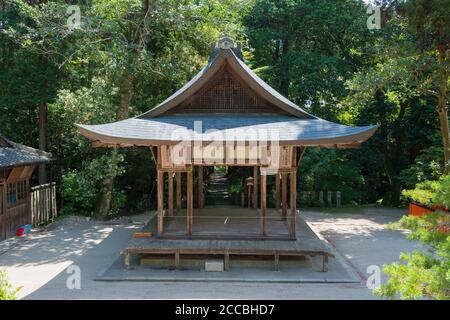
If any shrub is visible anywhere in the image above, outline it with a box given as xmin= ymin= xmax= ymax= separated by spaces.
xmin=402 ymin=175 xmax=450 ymax=208
xmin=61 ymin=151 xmax=126 ymax=217
xmin=0 ymin=269 xmax=19 ymax=300
xmin=61 ymin=171 xmax=97 ymax=216
xmin=375 ymin=210 xmax=449 ymax=299
xmin=376 ymin=175 xmax=450 ymax=300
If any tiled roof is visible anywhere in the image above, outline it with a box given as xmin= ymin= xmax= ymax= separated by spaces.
xmin=0 ymin=135 xmax=53 ymax=168
xmin=76 ymin=114 xmax=377 ymax=146
xmin=77 ymin=46 xmax=377 ymax=146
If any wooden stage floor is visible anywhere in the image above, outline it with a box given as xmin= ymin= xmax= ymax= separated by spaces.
xmin=123 ymin=208 xmax=332 ymax=272
xmin=162 ymin=207 xmax=292 ymax=239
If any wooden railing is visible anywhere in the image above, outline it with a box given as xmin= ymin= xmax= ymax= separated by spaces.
xmin=31 ymin=182 xmax=57 ymax=226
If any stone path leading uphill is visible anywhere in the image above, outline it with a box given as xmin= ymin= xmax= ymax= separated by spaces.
xmin=205 ymin=169 xmax=235 ymax=206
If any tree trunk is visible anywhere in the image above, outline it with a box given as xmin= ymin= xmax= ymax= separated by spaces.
xmin=278 ymin=38 xmax=290 ymax=97
xmin=437 ymin=60 xmax=450 ymax=173
xmin=117 ymin=72 xmax=133 ymax=121
xmin=95 ymin=176 xmax=114 ymax=220
xmin=38 ymin=102 xmax=47 ymax=185
xmin=383 ymin=159 xmax=402 ymax=207
xmin=95 ymin=73 xmax=133 ymax=219
xmin=376 ymin=90 xmax=406 ymax=207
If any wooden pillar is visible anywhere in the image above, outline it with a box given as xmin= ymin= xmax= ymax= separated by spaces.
xmin=0 ymin=184 xmax=5 ymax=238
xmin=275 ymin=173 xmax=280 ymax=210
xmin=281 ymin=173 xmax=287 ymax=220
xmin=198 ymin=167 xmax=204 ymax=209
xmin=274 ymin=253 xmax=280 ymax=271
xmin=260 ymin=172 xmax=267 ymax=236
xmin=322 ymin=254 xmax=329 ymax=272
xmin=176 ymin=172 xmax=181 ymax=210
xmin=253 ymin=166 xmax=258 ymax=209
xmin=224 ymin=251 xmax=230 ymax=271
xmin=247 ymin=184 xmax=252 ymax=208
xmin=124 ymin=250 xmax=130 ymax=270
xmin=187 ymin=170 xmax=193 ymax=236
xmin=157 ymin=170 xmax=164 ymax=236
xmin=38 ymin=103 xmax=47 ymax=184
xmin=26 ymin=179 xmax=31 ymax=224
xmin=290 ymin=170 xmax=297 ymax=239
xmin=175 ymin=251 xmax=180 ymax=270
xmin=168 ymin=172 xmax=174 ymax=217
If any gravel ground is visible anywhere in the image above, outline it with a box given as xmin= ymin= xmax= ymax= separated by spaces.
xmin=0 ymin=208 xmax=422 ymax=299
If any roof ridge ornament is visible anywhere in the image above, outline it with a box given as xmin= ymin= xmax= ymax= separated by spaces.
xmin=209 ymin=34 xmax=243 ymax=62
xmin=218 ymin=34 xmax=235 ymax=49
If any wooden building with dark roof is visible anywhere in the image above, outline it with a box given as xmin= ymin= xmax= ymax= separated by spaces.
xmin=0 ymin=135 xmax=52 ymax=239
xmin=77 ymin=37 xmax=377 ymax=271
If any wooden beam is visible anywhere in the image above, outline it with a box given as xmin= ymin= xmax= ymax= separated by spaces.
xmin=281 ymin=173 xmax=287 ymax=220
xmin=275 ymin=173 xmax=280 ymax=209
xmin=260 ymin=172 xmax=267 ymax=236
xmin=253 ymin=166 xmax=258 ymax=209
xmin=290 ymin=170 xmax=297 ymax=240
xmin=176 ymin=172 xmax=181 ymax=210
xmin=319 ymin=142 xmax=362 ymax=149
xmin=187 ymin=171 xmax=193 ymax=235
xmin=198 ymin=167 xmax=204 ymax=209
xmin=91 ymin=141 xmax=135 ymax=148
xmin=157 ymin=170 xmax=164 ymax=236
xmin=168 ymin=172 xmax=174 ymax=217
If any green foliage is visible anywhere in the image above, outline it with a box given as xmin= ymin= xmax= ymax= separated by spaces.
xmin=376 ymin=211 xmax=450 ymax=300
xmin=402 ymin=175 xmax=450 ymax=208
xmin=341 ymin=4 xmax=444 ymax=205
xmin=377 ymin=250 xmax=449 ymax=300
xmin=61 ymin=151 xmax=126 ymax=217
xmin=399 ymin=144 xmax=444 ymax=187
xmin=229 ymin=178 xmax=245 ymax=195
xmin=402 ymin=181 xmax=436 ymax=206
xmin=0 ymin=269 xmax=19 ymax=300
xmin=245 ymin=0 xmax=371 ymax=109
xmin=405 ymin=0 xmax=450 ymax=53
xmin=300 ymin=149 xmax=364 ymax=205
xmin=61 ymin=171 xmax=96 ymax=216
xmin=47 ymin=77 xmax=118 ymax=169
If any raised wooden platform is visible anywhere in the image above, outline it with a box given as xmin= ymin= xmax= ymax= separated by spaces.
xmin=160 ymin=207 xmax=293 ymax=240
xmin=123 ymin=212 xmax=332 ymax=272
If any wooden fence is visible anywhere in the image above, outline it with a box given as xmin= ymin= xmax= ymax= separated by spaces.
xmin=31 ymin=182 xmax=57 ymax=226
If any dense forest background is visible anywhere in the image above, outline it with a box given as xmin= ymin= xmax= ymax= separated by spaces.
xmin=0 ymin=0 xmax=448 ymax=216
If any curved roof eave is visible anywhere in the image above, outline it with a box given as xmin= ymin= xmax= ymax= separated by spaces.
xmin=138 ymin=49 xmax=316 ymax=119
xmin=75 ymin=118 xmax=378 ymax=147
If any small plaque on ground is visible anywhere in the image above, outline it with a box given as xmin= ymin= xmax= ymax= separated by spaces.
xmin=205 ymin=259 xmax=224 ymax=272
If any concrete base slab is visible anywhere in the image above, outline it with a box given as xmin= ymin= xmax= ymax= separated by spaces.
xmin=95 ymin=250 xmax=359 ymax=283
xmin=205 ymin=259 xmax=224 ymax=272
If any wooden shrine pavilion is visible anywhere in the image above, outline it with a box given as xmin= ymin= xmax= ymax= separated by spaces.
xmin=77 ymin=36 xmax=377 ymax=258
